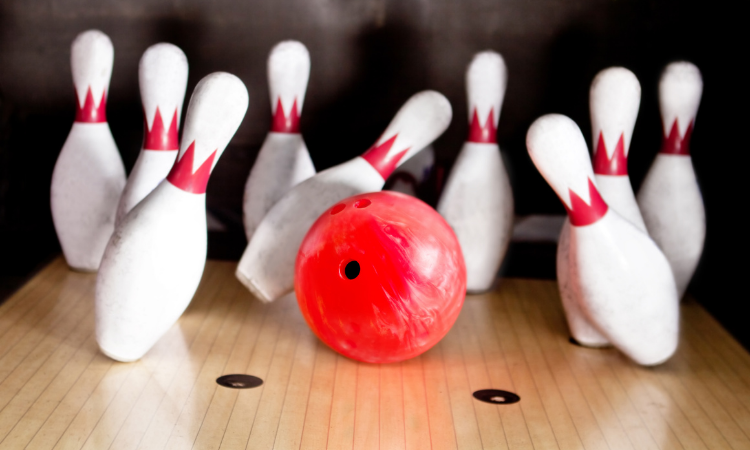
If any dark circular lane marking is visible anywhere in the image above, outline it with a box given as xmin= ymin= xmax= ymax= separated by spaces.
xmin=216 ymin=374 xmax=263 ymax=389
xmin=473 ymin=389 xmax=520 ymax=405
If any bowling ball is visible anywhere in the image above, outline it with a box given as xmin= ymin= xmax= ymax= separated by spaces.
xmin=295 ymin=191 xmax=466 ymax=363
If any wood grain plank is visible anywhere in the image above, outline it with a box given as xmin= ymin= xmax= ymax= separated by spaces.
xmin=503 ymin=282 xmax=583 ymax=450
xmin=353 ymin=363 xmax=379 ymax=450
xmin=464 ymin=295 xmax=534 ymax=450
xmin=326 ymin=356 xmax=357 ymax=450
xmin=380 ymin=363 xmax=406 ymax=450
xmin=298 ymin=342 xmax=337 ymax=449
xmin=454 ymin=297 xmax=509 ymax=450
xmin=1 ymin=261 xmax=749 ymax=449
xmin=401 ymin=356 xmax=431 ymax=450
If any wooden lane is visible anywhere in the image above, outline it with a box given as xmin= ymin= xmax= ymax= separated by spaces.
xmin=0 ymin=257 xmax=749 ymax=449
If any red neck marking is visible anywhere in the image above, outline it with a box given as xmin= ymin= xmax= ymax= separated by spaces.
xmin=75 ymin=87 xmax=107 ymax=123
xmin=270 ymin=97 xmax=301 ymax=133
xmin=144 ymin=107 xmax=179 ymax=151
xmin=593 ymin=132 xmax=628 ymax=175
xmin=166 ymin=141 xmax=216 ymax=194
xmin=361 ymin=134 xmax=409 ymax=180
xmin=660 ymin=119 xmax=693 ymax=155
xmin=467 ymin=107 xmax=497 ymax=143
xmin=565 ymin=178 xmax=609 ymax=226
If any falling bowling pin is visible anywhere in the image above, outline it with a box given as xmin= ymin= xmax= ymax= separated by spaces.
xmin=51 ymin=30 xmax=126 ymax=271
xmin=96 ymin=73 xmax=249 ymax=362
xmin=527 ymin=114 xmax=678 ymax=365
xmin=437 ymin=51 xmax=514 ymax=293
xmin=243 ymin=41 xmax=316 ymax=241
xmin=558 ymin=67 xmax=646 ymax=347
xmin=637 ymin=61 xmax=705 ymax=298
xmin=236 ymin=91 xmax=452 ymax=303
xmin=115 ymin=43 xmax=188 ymax=226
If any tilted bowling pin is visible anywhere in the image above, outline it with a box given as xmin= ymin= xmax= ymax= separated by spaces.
xmin=637 ymin=62 xmax=705 ymax=298
xmin=385 ymin=145 xmax=434 ymax=197
xmin=437 ymin=51 xmax=514 ymax=293
xmin=527 ymin=114 xmax=679 ymax=365
xmin=243 ymin=41 xmax=316 ymax=241
xmin=557 ymin=67 xmax=646 ymax=347
xmin=51 ymin=30 xmax=126 ymax=271
xmin=115 ymin=43 xmax=188 ymax=226
xmin=96 ymin=73 xmax=249 ymax=362
xmin=236 ymin=91 xmax=452 ymax=302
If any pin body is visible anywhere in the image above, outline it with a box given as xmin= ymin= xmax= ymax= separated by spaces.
xmin=51 ymin=30 xmax=126 ymax=272
xmin=115 ymin=43 xmax=188 ymax=226
xmin=557 ymin=67 xmax=645 ymax=347
xmin=96 ymin=73 xmax=249 ymax=361
xmin=97 ymin=182 xmax=206 ymax=361
xmin=243 ymin=41 xmax=315 ymax=241
xmin=236 ymin=91 xmax=453 ymax=302
xmin=569 ymin=210 xmax=679 ymax=364
xmin=438 ymin=51 xmax=513 ymax=293
xmin=528 ymin=114 xmax=678 ymax=365
xmin=638 ymin=62 xmax=705 ymax=298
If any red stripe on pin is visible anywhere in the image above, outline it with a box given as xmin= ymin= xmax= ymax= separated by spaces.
xmin=467 ymin=108 xmax=497 ymax=144
xmin=565 ymin=178 xmax=608 ymax=226
xmin=143 ymin=107 xmax=179 ymax=151
xmin=593 ymin=132 xmax=628 ymax=175
xmin=660 ymin=119 xmax=693 ymax=155
xmin=75 ymin=87 xmax=107 ymax=123
xmin=270 ymin=97 xmax=300 ymax=133
xmin=361 ymin=134 xmax=409 ymax=180
xmin=166 ymin=141 xmax=216 ymax=194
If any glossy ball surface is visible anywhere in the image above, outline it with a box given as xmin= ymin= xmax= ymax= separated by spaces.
xmin=295 ymin=191 xmax=466 ymax=363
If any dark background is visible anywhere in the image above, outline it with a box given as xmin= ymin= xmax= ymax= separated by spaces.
xmin=0 ymin=1 xmax=744 ymax=346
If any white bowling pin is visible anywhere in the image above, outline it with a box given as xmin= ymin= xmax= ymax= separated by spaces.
xmin=236 ymin=91 xmax=452 ymax=303
xmin=527 ymin=114 xmax=679 ymax=366
xmin=557 ymin=67 xmax=646 ymax=347
xmin=385 ymin=145 xmax=434 ymax=197
xmin=114 ymin=43 xmax=188 ymax=227
xmin=637 ymin=62 xmax=705 ymax=298
xmin=437 ymin=51 xmax=514 ymax=293
xmin=96 ymin=73 xmax=249 ymax=362
xmin=51 ymin=30 xmax=126 ymax=272
xmin=243 ymin=41 xmax=316 ymax=241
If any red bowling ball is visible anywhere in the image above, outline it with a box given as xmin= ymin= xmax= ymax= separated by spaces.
xmin=295 ymin=191 xmax=466 ymax=363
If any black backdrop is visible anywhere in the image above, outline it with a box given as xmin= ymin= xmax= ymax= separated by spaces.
xmin=0 ymin=1 xmax=744 ymax=345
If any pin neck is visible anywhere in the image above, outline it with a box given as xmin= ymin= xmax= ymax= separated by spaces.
xmin=166 ymin=141 xmax=216 ymax=194
xmin=467 ymin=107 xmax=497 ymax=144
xmin=75 ymin=87 xmax=107 ymax=123
xmin=361 ymin=134 xmax=409 ymax=180
xmin=660 ymin=119 xmax=693 ymax=156
xmin=270 ymin=97 xmax=301 ymax=133
xmin=143 ymin=107 xmax=179 ymax=151
xmin=593 ymin=132 xmax=628 ymax=176
xmin=564 ymin=178 xmax=608 ymax=226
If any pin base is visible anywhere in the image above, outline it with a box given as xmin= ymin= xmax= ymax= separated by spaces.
xmin=569 ymin=337 xmax=613 ymax=349
xmin=235 ymin=269 xmax=274 ymax=303
xmin=98 ymin=345 xmax=142 ymax=363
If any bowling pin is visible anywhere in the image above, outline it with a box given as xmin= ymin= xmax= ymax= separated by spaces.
xmin=243 ymin=41 xmax=316 ymax=241
xmin=385 ymin=145 xmax=434 ymax=197
xmin=637 ymin=61 xmax=705 ymax=298
xmin=558 ymin=67 xmax=646 ymax=347
xmin=437 ymin=51 xmax=514 ymax=293
xmin=527 ymin=114 xmax=678 ymax=366
xmin=115 ymin=43 xmax=188 ymax=226
xmin=236 ymin=91 xmax=452 ymax=303
xmin=51 ymin=30 xmax=126 ymax=272
xmin=96 ymin=73 xmax=249 ymax=362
